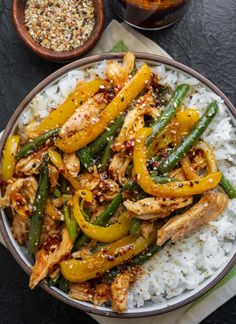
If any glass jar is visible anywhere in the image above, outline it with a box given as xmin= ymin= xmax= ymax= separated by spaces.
xmin=110 ymin=0 xmax=189 ymax=30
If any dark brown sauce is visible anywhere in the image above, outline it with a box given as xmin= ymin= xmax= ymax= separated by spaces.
xmin=110 ymin=0 xmax=189 ymax=30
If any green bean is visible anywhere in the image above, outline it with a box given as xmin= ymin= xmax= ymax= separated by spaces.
xmin=123 ymin=181 xmax=140 ymax=191
xmin=100 ymin=142 xmax=112 ymax=170
xmin=220 ymin=174 xmax=236 ymax=199
xmin=60 ymin=176 xmax=70 ymax=194
xmin=146 ymin=84 xmax=190 ymax=146
xmin=77 ymin=146 xmax=94 ymax=169
xmin=16 ymin=128 xmax=60 ymax=159
xmin=28 ymin=157 xmax=49 ymax=255
xmin=158 ymin=101 xmax=219 ymax=174
xmin=58 ymin=277 xmax=69 ymax=293
xmin=53 ymin=188 xmax=62 ymax=198
xmin=130 ymin=243 xmax=166 ymax=266
xmin=47 ymin=275 xmax=69 ymax=293
xmin=63 ymin=205 xmax=78 ymax=241
xmin=73 ymin=193 xmax=123 ymax=251
xmin=90 ymin=113 xmax=126 ymax=155
xmin=130 ymin=218 xmax=141 ymax=236
xmin=123 ymin=175 xmax=176 ymax=191
xmin=78 ymin=113 xmax=126 ymax=169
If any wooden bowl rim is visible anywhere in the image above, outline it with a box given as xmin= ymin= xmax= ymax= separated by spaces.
xmin=12 ymin=0 xmax=105 ymax=62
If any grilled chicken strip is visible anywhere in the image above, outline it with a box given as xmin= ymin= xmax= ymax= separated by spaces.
xmin=157 ymin=192 xmax=228 ymax=246
xmin=69 ymin=282 xmax=94 ymax=303
xmin=63 ymin=153 xmax=80 ymax=178
xmin=105 ymin=52 xmax=135 ymax=88
xmin=94 ymin=283 xmax=112 ymax=306
xmin=15 ymin=149 xmax=47 ymax=176
xmin=124 ymin=196 xmax=193 ymax=220
xmin=0 ymin=177 xmax=37 ymax=218
xmin=140 ymin=221 xmax=154 ymax=239
xmin=111 ymin=268 xmax=138 ymax=313
xmin=12 ymin=214 xmax=30 ymax=245
xmin=109 ymin=154 xmax=132 ymax=185
xmin=60 ymin=93 xmax=108 ymax=138
xmin=29 ymin=227 xmax=73 ymax=289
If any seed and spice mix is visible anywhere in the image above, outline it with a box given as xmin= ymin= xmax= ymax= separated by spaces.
xmin=24 ymin=0 xmax=95 ymax=52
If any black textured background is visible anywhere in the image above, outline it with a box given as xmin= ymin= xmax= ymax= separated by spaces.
xmin=0 ymin=0 xmax=236 ymax=323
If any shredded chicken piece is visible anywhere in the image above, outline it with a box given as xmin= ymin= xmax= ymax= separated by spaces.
xmin=15 ymin=149 xmax=47 ymax=176
xmin=63 ymin=153 xmax=80 ymax=178
xmin=140 ymin=221 xmax=154 ymax=239
xmin=48 ymin=165 xmax=59 ymax=188
xmin=108 ymin=154 xmax=131 ymax=185
xmin=94 ymin=178 xmax=120 ymax=201
xmin=69 ymin=282 xmax=94 ymax=302
xmin=29 ymin=227 xmax=73 ymax=289
xmin=60 ymin=93 xmax=108 ymax=138
xmin=40 ymin=214 xmax=60 ymax=244
xmin=124 ymin=196 xmax=193 ymax=220
xmin=77 ymin=170 xmax=100 ymax=191
xmin=111 ymin=268 xmax=138 ymax=313
xmin=122 ymin=51 xmax=135 ymax=75
xmin=0 ymin=177 xmax=37 ymax=218
xmin=94 ymin=283 xmax=111 ymax=306
xmin=105 ymin=52 xmax=135 ymax=88
xmin=157 ymin=192 xmax=228 ymax=246
xmin=68 ymin=282 xmax=94 ymax=302
xmin=113 ymin=91 xmax=155 ymax=152
xmin=12 ymin=214 xmax=30 ymax=245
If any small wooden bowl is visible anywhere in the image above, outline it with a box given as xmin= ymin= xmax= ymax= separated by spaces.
xmin=12 ymin=0 xmax=105 ymax=62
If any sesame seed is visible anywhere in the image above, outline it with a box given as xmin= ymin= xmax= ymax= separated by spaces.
xmin=24 ymin=0 xmax=95 ymax=52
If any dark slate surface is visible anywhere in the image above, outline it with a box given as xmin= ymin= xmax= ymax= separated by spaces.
xmin=0 ymin=0 xmax=235 ymax=323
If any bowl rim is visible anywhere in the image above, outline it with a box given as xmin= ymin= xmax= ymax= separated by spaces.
xmin=0 ymin=52 xmax=236 ymax=318
xmin=12 ymin=0 xmax=105 ymax=62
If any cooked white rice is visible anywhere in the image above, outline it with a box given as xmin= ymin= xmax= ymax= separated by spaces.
xmin=18 ymin=60 xmax=236 ymax=309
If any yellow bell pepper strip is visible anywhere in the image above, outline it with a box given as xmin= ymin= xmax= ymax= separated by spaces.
xmin=73 ymin=192 xmax=131 ymax=243
xmin=34 ymin=79 xmax=106 ymax=135
xmin=174 ymin=109 xmax=200 ymax=144
xmin=56 ymin=64 xmax=152 ymax=153
xmin=60 ymin=233 xmax=155 ymax=282
xmin=148 ymin=109 xmax=200 ymax=155
xmin=48 ymin=149 xmax=80 ymax=190
xmin=133 ymin=128 xmax=222 ymax=197
xmin=181 ymin=140 xmax=218 ymax=180
xmin=1 ymin=135 xmax=20 ymax=180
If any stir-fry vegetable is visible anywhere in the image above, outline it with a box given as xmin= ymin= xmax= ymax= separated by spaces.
xmin=56 ymin=64 xmax=151 ymax=153
xmin=1 ymin=135 xmax=20 ymax=180
xmin=73 ymin=190 xmax=131 ymax=243
xmin=61 ymin=233 xmax=155 ymax=282
xmin=158 ymin=102 xmax=219 ymax=174
xmin=78 ymin=113 xmax=126 ymax=168
xmin=130 ymin=218 xmax=141 ymax=237
xmin=34 ymin=79 xmax=106 ymax=135
xmin=48 ymin=149 xmax=80 ymax=190
xmin=220 ymin=175 xmax=236 ymax=199
xmin=133 ymin=128 xmax=222 ymax=197
xmin=64 ymin=205 xmax=78 ymax=241
xmin=146 ymin=84 xmax=190 ymax=146
xmin=73 ymin=193 xmax=123 ymax=251
xmin=16 ymin=128 xmax=60 ymax=159
xmin=28 ymin=157 xmax=49 ymax=255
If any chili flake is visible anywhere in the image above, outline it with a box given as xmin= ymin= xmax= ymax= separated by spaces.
xmin=24 ymin=0 xmax=95 ymax=52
